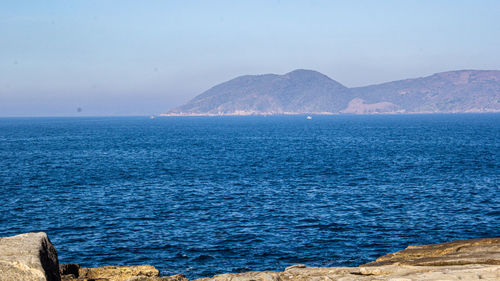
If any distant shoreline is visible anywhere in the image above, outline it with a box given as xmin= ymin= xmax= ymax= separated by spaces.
xmin=1 ymin=112 xmax=500 ymax=118
xmin=158 ymin=110 xmax=500 ymax=117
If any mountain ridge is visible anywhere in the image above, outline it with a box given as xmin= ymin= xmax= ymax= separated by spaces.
xmin=163 ymin=69 xmax=500 ymax=116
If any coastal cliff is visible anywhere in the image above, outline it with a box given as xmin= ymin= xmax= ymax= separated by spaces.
xmin=1 ymin=233 xmax=500 ymax=281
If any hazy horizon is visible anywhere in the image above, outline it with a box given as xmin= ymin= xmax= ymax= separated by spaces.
xmin=1 ymin=1 xmax=499 ymax=116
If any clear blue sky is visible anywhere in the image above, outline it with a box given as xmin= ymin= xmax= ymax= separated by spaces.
xmin=1 ymin=0 xmax=499 ymax=116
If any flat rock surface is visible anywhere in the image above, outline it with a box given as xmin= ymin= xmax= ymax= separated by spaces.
xmin=79 ymin=265 xmax=159 ymax=280
xmin=194 ymin=238 xmax=500 ymax=281
xmin=193 ymin=264 xmax=500 ymax=281
xmin=61 ymin=265 xmax=188 ymax=281
xmin=0 ymin=232 xmax=60 ymax=281
xmin=363 ymin=237 xmax=500 ymax=266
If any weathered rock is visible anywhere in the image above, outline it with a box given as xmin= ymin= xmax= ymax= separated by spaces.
xmin=194 ymin=264 xmax=500 ymax=281
xmin=194 ymin=271 xmax=280 ymax=281
xmin=4 ymin=232 xmax=500 ymax=280
xmin=362 ymin=237 xmax=500 ymax=266
xmin=161 ymin=274 xmax=189 ymax=281
xmin=282 ymin=264 xmax=500 ymax=280
xmin=60 ymin=263 xmax=80 ymax=277
xmin=77 ymin=265 xmax=159 ymax=281
xmin=58 ymin=264 xmax=189 ymax=281
xmin=0 ymin=232 xmax=60 ymax=281
xmin=125 ymin=274 xmax=188 ymax=281
xmin=194 ymin=238 xmax=500 ymax=281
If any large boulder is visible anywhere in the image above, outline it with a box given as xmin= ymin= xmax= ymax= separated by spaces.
xmin=0 ymin=232 xmax=60 ymax=281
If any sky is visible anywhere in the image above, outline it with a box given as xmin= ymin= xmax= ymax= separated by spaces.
xmin=1 ymin=0 xmax=499 ymax=116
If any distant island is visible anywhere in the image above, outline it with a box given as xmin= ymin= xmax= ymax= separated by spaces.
xmin=162 ymin=69 xmax=500 ymax=116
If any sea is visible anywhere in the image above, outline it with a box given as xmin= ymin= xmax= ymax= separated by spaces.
xmin=1 ymin=114 xmax=499 ymax=279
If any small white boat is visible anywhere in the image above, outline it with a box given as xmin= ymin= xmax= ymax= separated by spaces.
xmin=150 ymin=116 xmax=156 ymax=119
xmin=306 ymin=116 xmax=312 ymax=120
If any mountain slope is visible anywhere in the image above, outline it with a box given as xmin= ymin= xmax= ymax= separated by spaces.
xmin=166 ymin=69 xmax=352 ymax=115
xmin=351 ymin=70 xmax=500 ymax=113
xmin=163 ymin=69 xmax=500 ymax=115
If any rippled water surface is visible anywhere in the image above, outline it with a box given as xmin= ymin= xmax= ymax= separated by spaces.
xmin=1 ymin=115 xmax=499 ymax=278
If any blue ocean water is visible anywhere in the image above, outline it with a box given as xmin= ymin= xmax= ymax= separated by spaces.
xmin=1 ymin=114 xmax=499 ymax=279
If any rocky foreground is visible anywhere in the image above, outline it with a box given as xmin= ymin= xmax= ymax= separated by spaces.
xmin=1 ymin=233 xmax=499 ymax=281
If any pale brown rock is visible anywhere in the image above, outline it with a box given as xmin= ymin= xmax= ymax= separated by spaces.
xmin=4 ymin=232 xmax=500 ymax=281
xmin=195 ymin=238 xmax=500 ymax=281
xmin=125 ymin=274 xmax=189 ymax=281
xmin=162 ymin=274 xmax=189 ymax=281
xmin=0 ymin=232 xmax=60 ymax=281
xmin=60 ymin=265 xmax=188 ymax=281
xmin=193 ymin=271 xmax=280 ymax=281
xmin=78 ymin=265 xmax=159 ymax=281
xmin=194 ymin=264 xmax=500 ymax=281
xmin=362 ymin=237 xmax=500 ymax=266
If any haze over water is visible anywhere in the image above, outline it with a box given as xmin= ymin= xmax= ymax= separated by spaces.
xmin=1 ymin=114 xmax=499 ymax=279
xmin=2 ymin=1 xmax=500 ymax=116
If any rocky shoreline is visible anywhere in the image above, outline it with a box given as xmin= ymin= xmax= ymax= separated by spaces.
xmin=1 ymin=233 xmax=499 ymax=281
